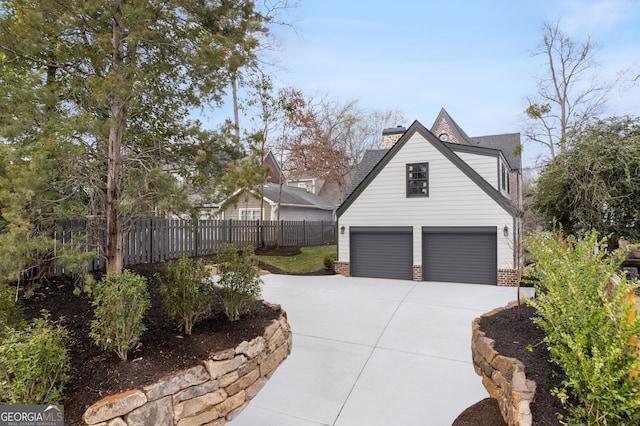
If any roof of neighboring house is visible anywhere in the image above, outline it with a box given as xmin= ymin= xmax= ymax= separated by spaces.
xmin=263 ymin=151 xmax=283 ymax=184
xmin=337 ymin=120 xmax=521 ymax=218
xmin=262 ymin=184 xmax=335 ymax=210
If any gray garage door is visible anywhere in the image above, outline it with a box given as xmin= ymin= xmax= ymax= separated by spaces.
xmin=422 ymin=227 xmax=497 ymax=285
xmin=350 ymin=227 xmax=413 ymax=280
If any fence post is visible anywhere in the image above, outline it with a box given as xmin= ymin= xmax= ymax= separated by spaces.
xmin=194 ymin=219 xmax=199 ymax=257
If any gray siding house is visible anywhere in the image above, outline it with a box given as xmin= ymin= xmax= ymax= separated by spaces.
xmin=221 ymin=183 xmax=335 ymax=222
xmin=335 ymin=109 xmax=523 ymax=286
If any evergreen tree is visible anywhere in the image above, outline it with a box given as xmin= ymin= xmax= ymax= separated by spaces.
xmin=0 ymin=0 xmax=272 ymax=272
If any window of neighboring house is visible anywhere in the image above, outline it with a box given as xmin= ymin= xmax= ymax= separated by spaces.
xmin=501 ymin=164 xmax=507 ymax=191
xmin=406 ymin=163 xmax=429 ymax=197
xmin=239 ymin=208 xmax=262 ymax=220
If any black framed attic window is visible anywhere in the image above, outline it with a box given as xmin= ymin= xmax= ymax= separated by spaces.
xmin=406 ymin=163 xmax=429 ymax=197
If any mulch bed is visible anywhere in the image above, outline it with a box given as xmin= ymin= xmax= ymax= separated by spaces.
xmin=20 ymin=246 xmax=323 ymax=425
xmin=453 ymin=303 xmax=568 ymax=426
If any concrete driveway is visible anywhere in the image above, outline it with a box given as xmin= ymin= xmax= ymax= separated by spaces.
xmin=231 ymin=274 xmax=533 ymax=426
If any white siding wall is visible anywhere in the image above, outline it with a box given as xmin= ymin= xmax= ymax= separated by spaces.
xmin=338 ymin=132 xmax=515 ymax=269
xmin=455 ymin=151 xmax=499 ymax=189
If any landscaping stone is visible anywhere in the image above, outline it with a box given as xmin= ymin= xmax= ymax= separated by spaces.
xmin=226 ymin=368 xmax=260 ymax=396
xmin=81 ymin=304 xmax=291 ymax=425
xmin=125 ymin=396 xmax=173 ymax=426
xmin=204 ymin=355 xmax=246 ymax=380
xmin=262 ymin=319 xmax=280 ymax=341
xmin=235 ymin=336 xmax=265 ymax=359
xmin=246 ymin=378 xmax=268 ymax=400
xmin=174 ymin=389 xmax=228 ymax=421
xmin=83 ymin=390 xmax=147 ymax=425
xmin=219 ymin=370 xmax=239 ymax=388
xmin=260 ymin=342 xmax=290 ymax=378
xmin=472 ymin=301 xmax=535 ymax=426
xmin=143 ymin=365 xmax=210 ymax=401
xmin=211 ymin=348 xmax=236 ymax=361
xmin=173 ymin=380 xmax=221 ymax=405
xmin=216 ymin=390 xmax=246 ymax=418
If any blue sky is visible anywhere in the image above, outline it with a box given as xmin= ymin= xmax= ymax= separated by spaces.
xmin=212 ymin=0 xmax=640 ymax=169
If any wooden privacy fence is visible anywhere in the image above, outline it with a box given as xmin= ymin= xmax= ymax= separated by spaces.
xmin=56 ymin=219 xmax=337 ymax=272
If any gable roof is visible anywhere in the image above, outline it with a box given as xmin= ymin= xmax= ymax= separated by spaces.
xmin=336 ymin=120 xmax=520 ymax=218
xmin=263 ymin=151 xmax=283 ymax=184
xmin=346 ymin=149 xmax=387 ymax=198
xmin=444 ymin=141 xmax=510 ymax=166
xmin=431 ymin=108 xmax=472 ymax=143
xmin=431 ymin=108 xmax=521 ymax=170
xmin=470 ymin=134 xmax=521 ymax=170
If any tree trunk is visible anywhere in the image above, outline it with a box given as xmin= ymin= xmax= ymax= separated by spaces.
xmin=232 ymin=74 xmax=240 ymax=142
xmin=275 ymin=149 xmax=285 ymax=248
xmin=106 ymin=4 xmax=125 ymax=273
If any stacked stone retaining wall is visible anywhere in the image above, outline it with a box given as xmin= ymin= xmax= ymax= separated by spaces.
xmin=82 ymin=302 xmax=291 ymax=426
xmin=471 ymin=302 xmax=536 ymax=426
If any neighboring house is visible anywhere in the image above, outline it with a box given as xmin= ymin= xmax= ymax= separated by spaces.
xmin=220 ymin=183 xmax=335 ymax=222
xmin=335 ymin=108 xmax=523 ymax=286
xmin=287 ymin=176 xmax=324 ymax=195
xmin=263 ymin=151 xmax=283 ymax=185
xmin=286 ymin=172 xmax=354 ymax=207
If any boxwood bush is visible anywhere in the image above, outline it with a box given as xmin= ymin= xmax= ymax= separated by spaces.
xmin=158 ymin=256 xmax=215 ymax=335
xmin=0 ymin=281 xmax=24 ymax=337
xmin=217 ymin=245 xmax=262 ymax=321
xmin=90 ymin=270 xmax=150 ymax=361
xmin=0 ymin=312 xmax=70 ymax=404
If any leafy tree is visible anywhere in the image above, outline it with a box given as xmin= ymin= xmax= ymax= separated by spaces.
xmin=219 ymin=154 xmax=269 ymax=217
xmin=0 ymin=0 xmax=274 ymax=273
xmin=534 ymin=115 xmax=640 ymax=246
xmin=280 ymin=90 xmax=405 ymax=202
xmin=524 ymin=20 xmax=610 ymax=161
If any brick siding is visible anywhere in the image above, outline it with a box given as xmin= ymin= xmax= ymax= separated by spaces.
xmin=498 ymin=269 xmax=521 ymax=287
xmin=334 ymin=261 xmax=350 ymax=277
xmin=412 ymin=265 xmax=422 ymax=281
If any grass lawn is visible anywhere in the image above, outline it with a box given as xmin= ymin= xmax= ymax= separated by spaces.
xmin=257 ymin=245 xmax=336 ymax=274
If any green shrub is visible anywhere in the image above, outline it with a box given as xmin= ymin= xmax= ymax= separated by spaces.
xmin=89 ymin=270 xmax=150 ymax=361
xmin=217 ymin=245 xmax=262 ymax=321
xmin=323 ymin=253 xmax=336 ymax=270
xmin=56 ymin=238 xmax=96 ymax=296
xmin=0 ymin=312 xmax=70 ymax=404
xmin=158 ymin=256 xmax=215 ymax=335
xmin=0 ymin=282 xmax=25 ymax=337
xmin=525 ymin=230 xmax=640 ymax=425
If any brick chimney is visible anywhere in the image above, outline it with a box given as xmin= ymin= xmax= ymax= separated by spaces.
xmin=382 ymin=126 xmax=406 ymax=149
